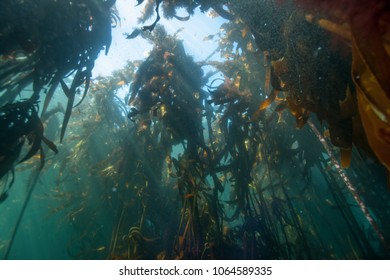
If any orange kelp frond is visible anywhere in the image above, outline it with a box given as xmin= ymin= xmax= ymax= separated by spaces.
xmin=352 ymin=36 xmax=390 ymax=172
xmin=252 ymin=89 xmax=278 ymax=121
xmin=340 ymin=148 xmax=352 ymax=168
xmin=285 ymin=95 xmax=309 ymax=128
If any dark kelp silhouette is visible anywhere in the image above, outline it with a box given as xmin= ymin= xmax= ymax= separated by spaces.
xmin=1 ymin=0 xmax=389 ymax=260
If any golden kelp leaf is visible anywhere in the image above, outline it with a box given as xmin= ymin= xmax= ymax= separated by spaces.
xmin=286 ymin=95 xmax=309 ymax=128
xmin=233 ymin=75 xmax=241 ymax=89
xmin=184 ymin=193 xmax=194 ymax=199
xmin=357 ymin=89 xmax=390 ymax=171
xmin=264 ymin=65 xmax=271 ymax=94
xmin=323 ymin=129 xmax=330 ymax=138
xmin=352 ymin=38 xmax=390 ymax=172
xmin=384 ymin=39 xmax=390 ymax=56
xmin=259 ymin=90 xmax=277 ymax=110
xmin=340 ymin=148 xmax=352 ymax=168
xmin=159 ymin=103 xmax=167 ymax=118
xmin=263 ymin=51 xmax=269 ymax=67
xmin=339 ymin=85 xmax=356 ymax=119
xmin=271 ymin=57 xmax=288 ymax=77
xmin=305 ymin=13 xmax=351 ymax=41
xmin=351 ymin=20 xmax=390 ymax=99
xmin=246 ymin=41 xmax=254 ymax=52
xmin=241 ymin=27 xmax=249 ymax=38
xmin=316 ymin=17 xmax=351 ymax=41
xmin=252 ymin=89 xmax=278 ymax=121
xmin=117 ymin=80 xmax=125 ymax=86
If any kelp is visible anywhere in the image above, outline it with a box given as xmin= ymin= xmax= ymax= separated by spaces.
xmin=125 ymin=25 xmax=220 ymax=259
xmin=137 ymin=0 xmax=232 ymax=24
xmin=293 ymin=0 xmax=390 ymax=173
xmin=1 ymin=0 xmax=389 ymax=260
xmin=351 ymin=24 xmax=390 ymax=173
xmin=0 ymin=100 xmax=57 ymax=200
xmin=128 ymin=0 xmax=233 ymax=38
xmin=0 ymin=0 xmax=116 ymax=199
xmin=232 ymin=0 xmax=385 ymax=174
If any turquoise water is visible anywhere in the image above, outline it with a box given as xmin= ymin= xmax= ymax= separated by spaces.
xmin=1 ymin=0 xmax=389 ymax=259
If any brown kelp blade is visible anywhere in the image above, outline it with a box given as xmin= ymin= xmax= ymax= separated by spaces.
xmin=59 ymin=69 xmax=88 ymax=142
xmin=252 ymin=89 xmax=278 ymax=121
xmin=59 ymin=80 xmax=75 ymax=142
xmin=18 ymin=133 xmax=42 ymax=165
xmin=352 ymin=35 xmax=390 ymax=172
xmin=351 ymin=21 xmax=390 ymax=99
xmin=41 ymin=73 xmax=61 ymax=116
xmin=141 ymin=0 xmax=161 ymax=32
xmin=73 ymin=71 xmax=91 ymax=108
xmin=42 ymin=135 xmax=58 ymax=154
xmin=174 ymin=15 xmax=190 ymax=21
xmin=340 ymin=148 xmax=352 ymax=168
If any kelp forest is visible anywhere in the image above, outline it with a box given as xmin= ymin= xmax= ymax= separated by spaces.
xmin=1 ymin=0 xmax=390 ymax=259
